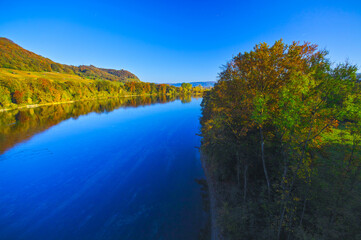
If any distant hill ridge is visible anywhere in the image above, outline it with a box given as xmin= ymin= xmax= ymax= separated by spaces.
xmin=169 ymin=81 xmax=215 ymax=88
xmin=0 ymin=37 xmax=140 ymax=83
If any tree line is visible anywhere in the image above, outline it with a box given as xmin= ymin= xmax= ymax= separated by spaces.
xmin=0 ymin=70 xmax=205 ymax=109
xmin=200 ymin=40 xmax=361 ymax=239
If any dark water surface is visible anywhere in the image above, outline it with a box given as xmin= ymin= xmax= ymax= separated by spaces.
xmin=0 ymin=96 xmax=206 ymax=240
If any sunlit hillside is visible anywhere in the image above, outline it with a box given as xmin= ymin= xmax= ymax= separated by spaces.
xmin=0 ymin=37 xmax=140 ymax=83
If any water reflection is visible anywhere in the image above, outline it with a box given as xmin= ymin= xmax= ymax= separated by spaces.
xmin=0 ymin=95 xmax=197 ymax=155
xmin=181 ymin=95 xmax=192 ymax=104
xmin=0 ymin=96 xmax=206 ymax=240
xmin=196 ymin=178 xmax=211 ymax=240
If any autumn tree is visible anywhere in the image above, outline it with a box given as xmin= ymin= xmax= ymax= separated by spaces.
xmin=201 ymin=40 xmax=360 ymax=239
xmin=12 ymin=90 xmax=24 ymax=104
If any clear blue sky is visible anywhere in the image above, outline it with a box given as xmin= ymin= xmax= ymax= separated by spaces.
xmin=0 ymin=0 xmax=360 ymax=83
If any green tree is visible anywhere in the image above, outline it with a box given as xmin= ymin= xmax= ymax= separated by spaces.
xmin=201 ymin=40 xmax=360 ymax=239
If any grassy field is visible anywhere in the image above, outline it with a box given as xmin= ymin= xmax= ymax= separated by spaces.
xmin=0 ymin=68 xmax=94 ymax=83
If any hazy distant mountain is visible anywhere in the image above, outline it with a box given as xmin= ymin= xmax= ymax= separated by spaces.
xmin=0 ymin=37 xmax=140 ymax=82
xmin=169 ymin=81 xmax=216 ymax=88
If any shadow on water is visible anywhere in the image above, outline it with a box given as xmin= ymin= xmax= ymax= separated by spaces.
xmin=196 ymin=178 xmax=211 ymax=240
xmin=0 ymin=95 xmax=196 ymax=155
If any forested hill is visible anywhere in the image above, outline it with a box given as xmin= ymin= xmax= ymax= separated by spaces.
xmin=0 ymin=37 xmax=140 ymax=83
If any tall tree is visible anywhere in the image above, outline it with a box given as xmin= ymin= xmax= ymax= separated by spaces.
xmin=201 ymin=40 xmax=360 ymax=239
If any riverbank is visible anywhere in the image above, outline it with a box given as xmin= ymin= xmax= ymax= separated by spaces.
xmin=0 ymin=93 xmax=168 ymax=112
xmin=201 ymin=154 xmax=222 ymax=240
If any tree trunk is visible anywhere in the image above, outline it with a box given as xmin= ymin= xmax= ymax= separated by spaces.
xmin=260 ymin=127 xmax=271 ymax=198
xmin=236 ymin=151 xmax=240 ymax=187
xmin=299 ymin=198 xmax=307 ymax=227
xmin=244 ymin=164 xmax=248 ymax=202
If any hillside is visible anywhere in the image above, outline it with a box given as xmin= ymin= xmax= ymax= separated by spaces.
xmin=0 ymin=67 xmax=185 ymax=110
xmin=0 ymin=37 xmax=207 ymax=110
xmin=0 ymin=37 xmax=140 ymax=83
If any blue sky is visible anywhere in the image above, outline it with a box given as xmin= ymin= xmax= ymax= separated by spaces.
xmin=0 ymin=0 xmax=360 ymax=83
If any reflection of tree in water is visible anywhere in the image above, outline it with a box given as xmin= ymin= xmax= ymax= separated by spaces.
xmin=0 ymin=95 xmax=181 ymax=155
xmin=180 ymin=95 xmax=192 ymax=103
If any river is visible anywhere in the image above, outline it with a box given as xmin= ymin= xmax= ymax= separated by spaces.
xmin=0 ymin=96 xmax=207 ymax=240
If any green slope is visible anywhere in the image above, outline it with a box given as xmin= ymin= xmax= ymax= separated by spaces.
xmin=0 ymin=37 xmax=206 ymax=110
xmin=0 ymin=37 xmax=140 ymax=83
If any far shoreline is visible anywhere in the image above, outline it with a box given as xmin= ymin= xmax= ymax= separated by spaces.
xmin=0 ymin=93 xmax=204 ymax=113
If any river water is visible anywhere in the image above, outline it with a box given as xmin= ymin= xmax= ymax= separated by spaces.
xmin=0 ymin=96 xmax=207 ymax=240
